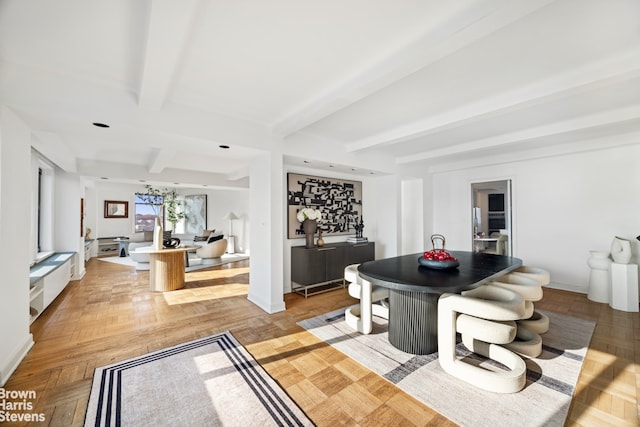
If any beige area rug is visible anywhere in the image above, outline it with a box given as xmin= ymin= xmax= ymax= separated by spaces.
xmin=97 ymin=253 xmax=249 ymax=272
xmin=299 ymin=308 xmax=595 ymax=427
xmin=85 ymin=331 xmax=312 ymax=427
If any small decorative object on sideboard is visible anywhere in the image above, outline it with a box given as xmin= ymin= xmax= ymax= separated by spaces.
xmin=418 ymin=234 xmax=459 ymax=270
xmin=347 ymin=217 xmax=368 ymax=243
xmin=317 ymin=230 xmax=324 ymax=247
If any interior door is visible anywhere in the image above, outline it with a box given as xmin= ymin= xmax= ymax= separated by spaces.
xmin=471 ymin=180 xmax=512 ymax=256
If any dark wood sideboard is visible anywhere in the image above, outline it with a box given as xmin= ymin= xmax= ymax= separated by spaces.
xmin=291 ymin=241 xmax=375 ymax=297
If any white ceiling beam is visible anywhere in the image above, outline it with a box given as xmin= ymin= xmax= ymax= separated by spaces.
xmin=349 ymin=50 xmax=640 ymax=153
xmin=396 ymin=105 xmax=640 ymax=164
xmin=137 ymin=0 xmax=201 ymax=110
xmin=426 ymin=130 xmax=640 ymax=175
xmin=31 ymin=131 xmax=77 ymax=173
xmin=272 ymin=0 xmax=556 ymax=137
xmin=147 ymin=148 xmax=177 ymax=173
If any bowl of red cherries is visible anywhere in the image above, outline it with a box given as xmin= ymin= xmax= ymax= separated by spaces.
xmin=418 ymin=234 xmax=459 ymax=270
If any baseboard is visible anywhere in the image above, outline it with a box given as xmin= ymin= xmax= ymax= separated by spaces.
xmin=247 ymin=293 xmax=286 ymax=314
xmin=546 ymin=281 xmax=588 ymax=294
xmin=1 ymin=334 xmax=34 ymax=387
xmin=71 ymin=269 xmax=86 ymax=281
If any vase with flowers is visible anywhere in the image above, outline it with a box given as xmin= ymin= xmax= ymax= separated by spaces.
xmin=297 ymin=207 xmax=322 ymax=248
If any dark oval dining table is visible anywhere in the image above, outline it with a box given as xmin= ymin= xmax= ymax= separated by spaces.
xmin=358 ymin=251 xmax=522 ymax=355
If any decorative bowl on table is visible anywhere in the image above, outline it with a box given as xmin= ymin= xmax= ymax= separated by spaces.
xmin=418 ymin=234 xmax=459 ymax=270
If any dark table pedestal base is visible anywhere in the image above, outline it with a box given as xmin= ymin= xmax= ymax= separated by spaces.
xmin=388 ymin=289 xmax=439 ymax=355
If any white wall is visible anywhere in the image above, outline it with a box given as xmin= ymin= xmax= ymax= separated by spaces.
xmin=401 ymin=178 xmax=424 ymax=255
xmin=0 ymin=107 xmax=34 ymax=385
xmin=54 ymin=168 xmax=84 ymax=277
xmin=91 ymin=182 xmax=250 ymax=251
xmin=430 ymin=143 xmax=640 ymax=293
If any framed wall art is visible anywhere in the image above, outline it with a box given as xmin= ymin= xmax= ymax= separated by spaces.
xmin=104 ymin=200 xmax=128 ymax=218
xmin=287 ymin=173 xmax=362 ymax=239
xmin=184 ymin=194 xmax=207 ymax=234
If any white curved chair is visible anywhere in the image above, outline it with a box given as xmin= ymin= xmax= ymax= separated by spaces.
xmin=511 ymin=266 xmax=550 ymax=287
xmin=196 ymin=239 xmax=228 ymax=264
xmin=489 ymin=270 xmax=549 ymax=357
xmin=344 ymin=264 xmax=389 ymax=334
xmin=438 ymin=285 xmax=527 ymax=393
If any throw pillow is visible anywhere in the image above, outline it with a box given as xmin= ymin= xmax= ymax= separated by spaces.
xmin=207 ymin=234 xmax=224 ymax=244
xmin=201 ymin=229 xmax=215 ymax=237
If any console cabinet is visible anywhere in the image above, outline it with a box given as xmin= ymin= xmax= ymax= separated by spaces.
xmin=29 ymin=252 xmax=75 ymax=323
xmin=291 ymin=242 xmax=375 ymax=297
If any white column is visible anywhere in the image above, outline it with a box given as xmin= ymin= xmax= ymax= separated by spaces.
xmin=247 ymin=151 xmax=285 ymax=313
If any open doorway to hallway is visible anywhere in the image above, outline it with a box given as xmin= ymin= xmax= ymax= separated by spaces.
xmin=471 ymin=180 xmax=512 ymax=256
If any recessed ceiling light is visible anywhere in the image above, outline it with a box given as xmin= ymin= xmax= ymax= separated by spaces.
xmin=139 ymin=179 xmax=146 ymax=182
xmin=93 ymin=122 xmax=110 ymax=128
xmin=219 ymin=145 xmax=230 ymax=149
xmin=329 ymin=164 xmax=335 ymax=168
xmin=303 ymin=160 xmax=310 ymax=163
xmin=173 ymin=182 xmax=180 ymax=185
xmin=100 ymin=177 xmax=109 ymax=180
xmin=369 ymin=172 xmax=376 ymax=175
xmin=351 ymin=168 xmax=357 ymax=171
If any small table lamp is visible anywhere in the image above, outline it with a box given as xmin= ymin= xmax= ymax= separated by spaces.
xmin=223 ymin=212 xmax=239 ymax=254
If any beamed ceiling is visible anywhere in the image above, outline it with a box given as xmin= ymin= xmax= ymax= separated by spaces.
xmin=1 ymin=0 xmax=638 ymax=188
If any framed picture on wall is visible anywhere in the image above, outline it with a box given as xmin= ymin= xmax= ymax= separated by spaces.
xmin=104 ymin=200 xmax=128 ymax=218
xmin=287 ymin=173 xmax=362 ymax=239
xmin=184 ymin=194 xmax=207 ymax=234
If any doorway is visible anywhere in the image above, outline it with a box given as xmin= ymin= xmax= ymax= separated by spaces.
xmin=471 ymin=180 xmax=512 ymax=256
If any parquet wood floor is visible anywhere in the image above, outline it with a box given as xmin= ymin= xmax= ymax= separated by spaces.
xmin=4 ymin=259 xmax=639 ymax=426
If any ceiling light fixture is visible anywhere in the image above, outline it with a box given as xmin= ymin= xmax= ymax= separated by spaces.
xmin=219 ymin=145 xmax=230 ymax=149
xmin=92 ymin=122 xmax=110 ymax=128
xmin=304 ymin=160 xmax=310 ymax=163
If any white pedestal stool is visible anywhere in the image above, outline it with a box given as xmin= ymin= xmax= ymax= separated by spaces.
xmin=587 ymin=250 xmax=611 ymax=303
xmin=610 ymin=263 xmax=639 ymax=312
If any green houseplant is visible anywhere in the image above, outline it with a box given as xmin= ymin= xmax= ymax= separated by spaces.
xmin=137 ymin=185 xmax=186 ymax=232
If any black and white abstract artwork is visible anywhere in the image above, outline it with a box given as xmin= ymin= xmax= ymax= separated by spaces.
xmin=287 ymin=173 xmax=362 ymax=239
xmin=184 ymin=194 xmax=207 ymax=234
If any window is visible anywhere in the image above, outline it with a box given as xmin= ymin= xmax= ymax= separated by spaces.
xmin=31 ymin=151 xmax=54 ymax=264
xmin=134 ymin=194 xmax=163 ymax=232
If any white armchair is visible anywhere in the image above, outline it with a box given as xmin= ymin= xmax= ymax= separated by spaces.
xmin=196 ymin=239 xmax=228 ymax=264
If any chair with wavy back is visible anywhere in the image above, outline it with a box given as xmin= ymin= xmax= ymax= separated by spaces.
xmin=438 ymin=284 xmax=528 ymax=393
xmin=344 ymin=264 xmax=389 ymax=334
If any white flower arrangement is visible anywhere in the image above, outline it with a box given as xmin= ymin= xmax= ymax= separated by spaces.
xmin=296 ymin=207 xmax=322 ymax=222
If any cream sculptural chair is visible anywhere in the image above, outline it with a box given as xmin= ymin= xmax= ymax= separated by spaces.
xmin=438 ymin=284 xmax=528 ymax=393
xmin=489 ymin=268 xmax=550 ymax=357
xmin=344 ymin=264 xmax=389 ymax=334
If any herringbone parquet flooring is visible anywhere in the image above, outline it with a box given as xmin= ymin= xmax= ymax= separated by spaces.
xmin=4 ymin=258 xmax=639 ymax=426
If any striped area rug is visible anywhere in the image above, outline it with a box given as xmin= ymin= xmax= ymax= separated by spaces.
xmin=299 ymin=309 xmax=595 ymax=427
xmin=85 ymin=331 xmax=312 ymax=427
